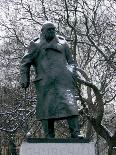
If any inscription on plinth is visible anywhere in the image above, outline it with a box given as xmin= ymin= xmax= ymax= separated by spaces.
xmin=20 ymin=139 xmax=96 ymax=155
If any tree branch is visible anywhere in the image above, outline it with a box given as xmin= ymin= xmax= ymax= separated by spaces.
xmin=84 ymin=15 xmax=116 ymax=70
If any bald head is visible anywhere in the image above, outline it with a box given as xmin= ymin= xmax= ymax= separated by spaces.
xmin=41 ymin=21 xmax=55 ymax=31
xmin=41 ymin=21 xmax=56 ymax=42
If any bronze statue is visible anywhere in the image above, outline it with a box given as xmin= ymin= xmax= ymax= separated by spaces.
xmin=20 ymin=21 xmax=81 ymax=138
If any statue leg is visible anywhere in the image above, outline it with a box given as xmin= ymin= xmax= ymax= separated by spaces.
xmin=42 ymin=119 xmax=55 ymax=138
xmin=67 ymin=116 xmax=80 ymax=138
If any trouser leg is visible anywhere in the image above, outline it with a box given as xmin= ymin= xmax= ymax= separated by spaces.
xmin=42 ymin=119 xmax=55 ymax=138
xmin=67 ymin=116 xmax=80 ymax=138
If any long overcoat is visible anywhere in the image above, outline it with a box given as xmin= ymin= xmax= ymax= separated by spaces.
xmin=20 ymin=36 xmax=78 ymax=120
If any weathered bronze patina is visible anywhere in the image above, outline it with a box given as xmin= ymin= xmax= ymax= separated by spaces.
xmin=20 ymin=21 xmax=80 ymax=138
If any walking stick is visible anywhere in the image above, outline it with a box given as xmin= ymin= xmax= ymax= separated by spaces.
xmin=24 ymin=88 xmax=28 ymax=134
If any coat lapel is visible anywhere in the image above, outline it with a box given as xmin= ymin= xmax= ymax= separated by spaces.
xmin=39 ymin=36 xmax=63 ymax=53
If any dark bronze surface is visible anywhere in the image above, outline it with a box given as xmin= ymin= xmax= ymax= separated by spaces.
xmin=20 ymin=21 xmax=80 ymax=138
xmin=26 ymin=138 xmax=89 ymax=143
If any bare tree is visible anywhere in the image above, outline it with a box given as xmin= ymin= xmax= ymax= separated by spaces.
xmin=0 ymin=0 xmax=115 ymax=154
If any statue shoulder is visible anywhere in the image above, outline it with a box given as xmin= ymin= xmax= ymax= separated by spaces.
xmin=28 ymin=38 xmax=40 ymax=53
xmin=33 ymin=37 xmax=40 ymax=43
xmin=57 ymin=35 xmax=67 ymax=44
xmin=30 ymin=37 xmax=41 ymax=46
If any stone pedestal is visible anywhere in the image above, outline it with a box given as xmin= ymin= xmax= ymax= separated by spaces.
xmin=20 ymin=138 xmax=96 ymax=155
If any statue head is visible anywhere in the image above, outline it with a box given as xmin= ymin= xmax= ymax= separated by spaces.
xmin=41 ymin=21 xmax=56 ymax=42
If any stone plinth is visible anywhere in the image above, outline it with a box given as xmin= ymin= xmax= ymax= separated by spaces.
xmin=20 ymin=138 xmax=96 ymax=155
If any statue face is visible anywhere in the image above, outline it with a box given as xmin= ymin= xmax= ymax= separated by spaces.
xmin=44 ymin=27 xmax=55 ymax=41
xmin=41 ymin=22 xmax=56 ymax=41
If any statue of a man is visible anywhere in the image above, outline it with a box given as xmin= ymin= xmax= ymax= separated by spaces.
xmin=20 ymin=21 xmax=80 ymax=138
